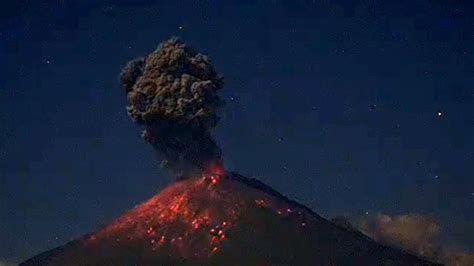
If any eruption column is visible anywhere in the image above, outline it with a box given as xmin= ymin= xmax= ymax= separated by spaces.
xmin=120 ymin=38 xmax=224 ymax=178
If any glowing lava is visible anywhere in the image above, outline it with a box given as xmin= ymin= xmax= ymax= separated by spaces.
xmin=204 ymin=161 xmax=225 ymax=177
xmin=20 ymin=172 xmax=438 ymax=266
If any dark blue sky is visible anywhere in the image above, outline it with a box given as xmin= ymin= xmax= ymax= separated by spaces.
xmin=1 ymin=0 xmax=473 ymax=263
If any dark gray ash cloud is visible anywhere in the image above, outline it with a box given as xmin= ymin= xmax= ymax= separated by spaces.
xmin=120 ymin=38 xmax=224 ymax=178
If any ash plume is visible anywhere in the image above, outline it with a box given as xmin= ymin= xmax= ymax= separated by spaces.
xmin=120 ymin=38 xmax=224 ymax=177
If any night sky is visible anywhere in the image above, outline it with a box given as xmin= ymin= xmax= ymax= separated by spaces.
xmin=1 ymin=0 xmax=473 ymax=264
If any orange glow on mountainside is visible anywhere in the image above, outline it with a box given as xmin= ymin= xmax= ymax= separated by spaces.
xmin=21 ymin=172 xmax=437 ymax=265
xmin=86 ymin=172 xmax=308 ymax=259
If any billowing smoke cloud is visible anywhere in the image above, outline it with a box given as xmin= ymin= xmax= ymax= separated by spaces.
xmin=358 ymin=214 xmax=441 ymax=259
xmin=120 ymin=38 xmax=224 ymax=178
xmin=332 ymin=214 xmax=474 ymax=266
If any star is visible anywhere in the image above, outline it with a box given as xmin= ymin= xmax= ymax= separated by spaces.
xmin=437 ymin=111 xmax=443 ymax=117
xmin=178 ymin=26 xmax=183 ymax=30
xmin=45 ymin=59 xmax=51 ymax=64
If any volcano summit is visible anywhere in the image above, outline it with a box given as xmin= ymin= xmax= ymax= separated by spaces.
xmin=21 ymin=39 xmax=438 ymax=265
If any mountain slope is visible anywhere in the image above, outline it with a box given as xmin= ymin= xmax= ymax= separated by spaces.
xmin=21 ymin=172 xmax=439 ymax=266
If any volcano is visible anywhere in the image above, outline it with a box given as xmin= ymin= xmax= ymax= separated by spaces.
xmin=21 ymin=172 xmax=438 ymax=266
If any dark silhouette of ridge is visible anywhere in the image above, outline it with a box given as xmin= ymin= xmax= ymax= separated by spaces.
xmin=21 ymin=172 xmax=440 ymax=266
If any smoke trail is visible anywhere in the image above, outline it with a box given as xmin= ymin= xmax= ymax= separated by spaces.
xmin=120 ymin=38 xmax=224 ymax=178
